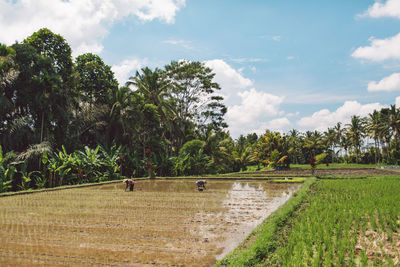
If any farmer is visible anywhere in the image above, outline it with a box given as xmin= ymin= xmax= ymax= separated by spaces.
xmin=196 ymin=180 xmax=206 ymax=191
xmin=123 ymin=179 xmax=135 ymax=191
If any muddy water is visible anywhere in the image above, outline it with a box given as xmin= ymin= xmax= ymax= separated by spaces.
xmin=0 ymin=179 xmax=300 ymax=266
xmin=102 ymin=179 xmax=300 ymax=264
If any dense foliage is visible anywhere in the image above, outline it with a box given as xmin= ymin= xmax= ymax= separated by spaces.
xmin=1 ymin=28 xmax=400 ymax=192
xmin=0 ymin=28 xmax=234 ymax=192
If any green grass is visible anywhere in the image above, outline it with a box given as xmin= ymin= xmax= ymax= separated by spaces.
xmin=271 ymin=177 xmax=307 ymax=183
xmin=240 ymin=165 xmax=269 ymax=172
xmin=290 ymin=163 xmax=377 ymax=170
xmin=264 ymin=176 xmax=400 ymax=266
xmin=317 ymin=174 xmax=400 ymax=179
xmin=222 ymin=163 xmax=378 ymax=175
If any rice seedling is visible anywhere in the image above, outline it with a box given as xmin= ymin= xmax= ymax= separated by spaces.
xmin=265 ymin=177 xmax=400 ymax=266
xmin=0 ymin=179 xmax=298 ymax=266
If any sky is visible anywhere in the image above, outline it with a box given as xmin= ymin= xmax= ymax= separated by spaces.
xmin=1 ymin=0 xmax=400 ymax=138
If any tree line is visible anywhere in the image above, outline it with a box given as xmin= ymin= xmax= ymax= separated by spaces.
xmin=1 ymin=28 xmax=400 ymax=192
xmin=0 ymin=28 xmax=233 ymax=192
xmin=235 ymin=107 xmax=400 ymax=171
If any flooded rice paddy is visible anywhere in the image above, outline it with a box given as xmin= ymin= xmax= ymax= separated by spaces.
xmin=0 ymin=179 xmax=300 ymax=266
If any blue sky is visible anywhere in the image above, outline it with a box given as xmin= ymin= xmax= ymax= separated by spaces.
xmin=1 ymin=0 xmax=400 ymax=137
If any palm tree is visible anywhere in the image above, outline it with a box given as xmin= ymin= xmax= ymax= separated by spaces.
xmin=108 ymin=86 xmax=135 ymax=146
xmin=287 ymin=129 xmax=302 ymax=164
xmin=303 ymin=131 xmax=323 ymax=158
xmin=127 ymin=67 xmax=180 ymax=152
xmin=378 ymin=108 xmax=392 ymax=163
xmin=388 ymin=105 xmax=400 ymax=153
xmin=366 ymin=110 xmax=382 ymax=166
xmin=233 ymin=147 xmax=255 ymax=172
xmin=333 ymin=122 xmax=343 ymax=158
xmin=324 ymin=128 xmax=336 ymax=163
xmin=346 ymin=115 xmax=366 ymax=163
xmin=126 ymin=67 xmax=172 ymax=121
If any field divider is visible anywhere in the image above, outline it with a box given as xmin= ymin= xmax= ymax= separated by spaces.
xmin=0 ymin=178 xmax=149 ymax=198
xmin=214 ymin=177 xmax=316 ymax=267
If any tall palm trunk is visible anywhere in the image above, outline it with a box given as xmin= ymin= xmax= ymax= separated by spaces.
xmin=374 ymin=138 xmax=378 ymax=167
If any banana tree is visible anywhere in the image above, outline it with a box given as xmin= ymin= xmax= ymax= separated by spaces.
xmin=75 ymin=146 xmax=102 ymax=183
xmin=17 ymin=161 xmax=42 ymax=190
xmin=0 ymin=146 xmax=16 ymax=192
xmin=100 ymin=145 xmax=123 ymax=181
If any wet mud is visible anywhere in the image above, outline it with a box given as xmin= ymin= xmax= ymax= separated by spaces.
xmin=0 ymin=180 xmax=299 ymax=266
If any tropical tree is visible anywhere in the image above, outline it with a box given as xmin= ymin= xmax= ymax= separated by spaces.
xmin=174 ymin=139 xmax=210 ymax=176
xmin=286 ymin=129 xmax=303 ymax=164
xmin=366 ymin=110 xmax=382 ymax=166
xmin=346 ymin=115 xmax=366 ymax=163
xmin=165 ymin=60 xmax=227 ymax=135
xmin=333 ymin=122 xmax=343 ymax=158
xmin=323 ymin=127 xmax=336 ymax=163
xmin=75 ymin=53 xmax=118 ymax=106
xmin=0 ymin=44 xmax=19 ymax=134
xmin=21 ymin=28 xmax=75 ymax=146
xmin=233 ymin=147 xmax=254 ymax=172
xmin=303 ymin=131 xmax=323 ymax=158
xmin=0 ymin=146 xmax=16 ymax=192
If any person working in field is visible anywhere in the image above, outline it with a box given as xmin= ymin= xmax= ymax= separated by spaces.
xmin=123 ymin=179 xmax=135 ymax=191
xmin=196 ymin=180 xmax=206 ymax=191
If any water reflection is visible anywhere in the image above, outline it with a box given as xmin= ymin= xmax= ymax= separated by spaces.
xmin=93 ymin=179 xmax=300 ymax=264
xmin=215 ymin=181 xmax=298 ymax=259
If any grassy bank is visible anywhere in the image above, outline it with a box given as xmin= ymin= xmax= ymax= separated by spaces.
xmin=215 ymin=177 xmax=316 ymax=266
xmin=290 ymin=163 xmax=377 ymax=170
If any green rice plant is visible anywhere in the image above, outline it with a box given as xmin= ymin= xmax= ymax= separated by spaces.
xmin=260 ymin=177 xmax=400 ymax=266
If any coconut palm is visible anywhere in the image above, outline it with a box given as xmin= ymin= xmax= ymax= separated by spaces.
xmin=346 ymin=115 xmax=366 ymax=163
xmin=287 ymin=129 xmax=303 ymax=164
xmin=333 ymin=122 xmax=343 ymax=157
xmin=388 ymin=105 xmax=400 ymax=150
xmin=323 ymin=128 xmax=336 ymax=163
xmin=303 ymin=131 xmax=323 ymax=158
xmin=366 ymin=110 xmax=383 ymax=166
xmin=126 ymin=67 xmax=172 ymax=121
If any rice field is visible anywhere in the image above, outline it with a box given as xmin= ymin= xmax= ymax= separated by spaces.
xmin=265 ymin=177 xmax=400 ymax=266
xmin=0 ymin=179 xmax=299 ymax=266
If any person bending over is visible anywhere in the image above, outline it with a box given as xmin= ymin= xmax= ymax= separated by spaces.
xmin=123 ymin=179 xmax=135 ymax=191
xmin=196 ymin=180 xmax=206 ymax=191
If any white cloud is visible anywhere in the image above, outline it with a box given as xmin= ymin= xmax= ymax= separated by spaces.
xmin=230 ymin=58 xmax=263 ymax=63
xmin=0 ymin=0 xmax=185 ymax=56
xmin=368 ymin=73 xmax=400 ymax=92
xmin=285 ymin=92 xmax=360 ymax=105
xmin=246 ymin=117 xmax=291 ymax=136
xmin=352 ymin=33 xmax=400 ymax=62
xmin=204 ymin=59 xmax=253 ymax=99
xmin=396 ymin=96 xmax=400 ymax=107
xmin=286 ymin=56 xmax=295 ymax=60
xmin=226 ymin=88 xmax=284 ymax=137
xmin=287 ymin=111 xmax=300 ymax=117
xmin=297 ymin=101 xmax=386 ymax=131
xmin=163 ymin=39 xmax=193 ymax=50
xmin=361 ymin=0 xmax=400 ymax=19
xmin=272 ymin=36 xmax=281 ymax=41
xmin=265 ymin=117 xmax=291 ymax=131
xmin=112 ymin=58 xmax=149 ymax=85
